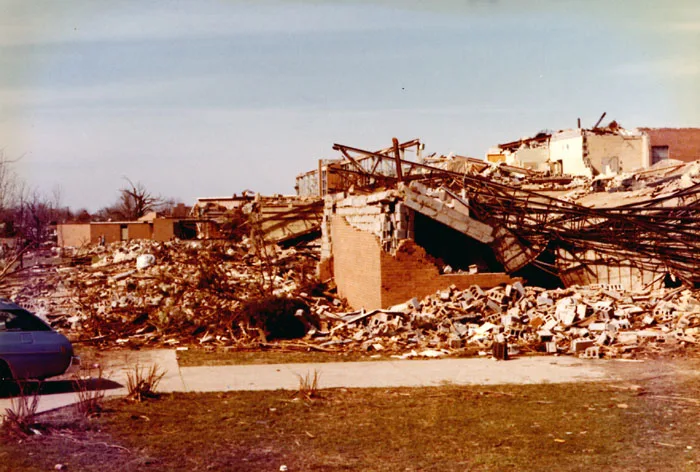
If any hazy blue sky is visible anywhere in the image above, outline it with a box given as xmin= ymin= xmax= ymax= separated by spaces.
xmin=0 ymin=0 xmax=698 ymax=210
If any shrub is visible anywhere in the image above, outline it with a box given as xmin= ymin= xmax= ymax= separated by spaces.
xmin=126 ymin=364 xmax=165 ymax=402
xmin=296 ymin=370 xmax=321 ymax=400
xmin=73 ymin=364 xmax=106 ymax=417
xmin=2 ymin=382 xmax=40 ymax=437
xmin=239 ymin=296 xmax=317 ymax=340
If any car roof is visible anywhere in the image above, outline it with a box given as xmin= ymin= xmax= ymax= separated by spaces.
xmin=0 ymin=299 xmax=26 ymax=311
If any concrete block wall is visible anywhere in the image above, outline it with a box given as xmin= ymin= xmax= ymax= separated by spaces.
xmin=321 ymin=191 xmax=402 ymax=264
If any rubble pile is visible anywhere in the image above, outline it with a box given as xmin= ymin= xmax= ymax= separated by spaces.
xmin=7 ymin=239 xmax=342 ymax=347
xmin=311 ymin=283 xmax=700 ymax=359
xmin=3 ymin=241 xmax=699 ymax=359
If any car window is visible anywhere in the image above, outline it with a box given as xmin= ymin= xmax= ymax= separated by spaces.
xmin=0 ymin=311 xmax=18 ymax=331
xmin=0 ymin=309 xmax=51 ymax=332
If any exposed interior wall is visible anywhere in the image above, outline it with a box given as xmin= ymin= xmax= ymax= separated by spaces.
xmin=57 ymin=224 xmax=91 ymax=247
xmin=585 ymin=133 xmax=645 ymax=174
xmin=330 ymin=215 xmax=383 ymax=310
xmin=640 ymin=128 xmax=700 ymax=163
xmin=512 ymin=146 xmax=549 ymax=171
xmin=322 ymin=191 xmax=405 ymax=258
xmin=550 ymin=132 xmax=586 ymax=176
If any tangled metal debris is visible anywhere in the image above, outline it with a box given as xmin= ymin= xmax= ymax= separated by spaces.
xmin=330 ymin=141 xmax=700 ymax=289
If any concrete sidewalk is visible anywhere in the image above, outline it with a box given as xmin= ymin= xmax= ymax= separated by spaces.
xmin=179 ymin=356 xmax=619 ymax=392
xmin=1 ymin=350 xmax=676 ymax=416
xmin=0 ymin=349 xmax=182 ymax=416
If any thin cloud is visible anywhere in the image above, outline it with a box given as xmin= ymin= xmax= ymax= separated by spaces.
xmin=610 ymin=58 xmax=699 ymax=79
xmin=664 ymin=21 xmax=700 ymax=33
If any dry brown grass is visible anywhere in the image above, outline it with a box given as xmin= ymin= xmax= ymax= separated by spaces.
xmin=73 ymin=364 xmax=106 ymax=417
xmin=1 ymin=382 xmax=41 ymax=438
xmin=295 ymin=369 xmax=321 ymax=400
xmin=1 ymin=364 xmax=699 ymax=471
xmin=125 ymin=363 xmax=165 ymax=402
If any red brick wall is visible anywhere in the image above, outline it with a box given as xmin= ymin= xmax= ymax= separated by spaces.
xmin=332 ymin=217 xmax=517 ymax=310
xmin=152 ymin=219 xmax=174 ymax=242
xmin=331 ymin=216 xmax=383 ymax=310
xmin=380 ymin=240 xmax=516 ymax=308
xmin=640 ymin=128 xmax=700 ymax=163
xmin=90 ymin=224 xmax=122 ymax=244
xmin=127 ymin=223 xmax=153 ymax=240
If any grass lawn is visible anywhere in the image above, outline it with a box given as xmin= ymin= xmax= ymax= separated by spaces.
xmin=175 ymin=346 xmax=488 ymax=366
xmin=176 ymin=348 xmax=387 ymax=366
xmin=2 ymin=372 xmax=699 ymax=471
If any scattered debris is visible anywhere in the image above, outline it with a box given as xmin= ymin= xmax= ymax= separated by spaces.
xmin=2 ymin=136 xmax=700 ymax=361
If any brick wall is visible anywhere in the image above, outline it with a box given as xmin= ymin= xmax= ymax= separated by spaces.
xmin=57 ymin=224 xmax=91 ymax=247
xmin=90 ymin=223 xmax=122 ymax=244
xmin=152 ymin=218 xmax=175 ymax=242
xmin=127 ymin=223 xmax=153 ymax=240
xmin=380 ymin=239 xmax=516 ymax=308
xmin=640 ymin=128 xmax=700 ymax=163
xmin=331 ymin=215 xmax=383 ymax=310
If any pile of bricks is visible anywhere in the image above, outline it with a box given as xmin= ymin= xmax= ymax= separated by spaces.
xmin=309 ymin=282 xmax=700 ymax=358
xmin=4 ymin=240 xmax=699 ymax=359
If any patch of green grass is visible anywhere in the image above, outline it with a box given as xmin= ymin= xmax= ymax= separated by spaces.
xmin=2 ymin=375 xmax=699 ymax=471
xmin=177 ymin=348 xmax=385 ymax=366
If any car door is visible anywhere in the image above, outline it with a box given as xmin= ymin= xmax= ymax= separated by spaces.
xmin=0 ymin=309 xmax=69 ymax=379
xmin=0 ymin=310 xmax=37 ymax=378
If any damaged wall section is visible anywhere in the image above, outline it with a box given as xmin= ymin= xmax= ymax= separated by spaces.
xmin=325 ymin=192 xmax=517 ymax=310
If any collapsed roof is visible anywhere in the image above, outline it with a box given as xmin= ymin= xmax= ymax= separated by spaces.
xmin=319 ymin=138 xmax=700 ymax=292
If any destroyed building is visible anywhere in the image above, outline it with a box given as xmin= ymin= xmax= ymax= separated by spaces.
xmin=295 ymin=139 xmax=425 ymax=198
xmin=8 ymin=132 xmax=700 ymax=360
xmin=491 ymin=119 xmax=700 ymax=178
xmin=492 ymin=122 xmax=647 ymax=176
xmin=191 ymin=193 xmax=322 ymax=245
xmin=308 ymin=137 xmax=700 ymax=311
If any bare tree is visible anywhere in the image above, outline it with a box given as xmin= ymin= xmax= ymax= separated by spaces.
xmin=73 ymin=208 xmax=92 ymax=223
xmin=15 ymin=186 xmax=62 ymax=248
xmin=0 ymin=150 xmax=20 ymax=224
xmin=111 ymin=178 xmax=163 ymax=221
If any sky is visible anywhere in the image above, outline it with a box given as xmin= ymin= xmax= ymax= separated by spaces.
xmin=0 ymin=0 xmax=698 ymax=211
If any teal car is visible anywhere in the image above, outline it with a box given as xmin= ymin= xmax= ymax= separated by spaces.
xmin=0 ymin=300 xmax=80 ymax=381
